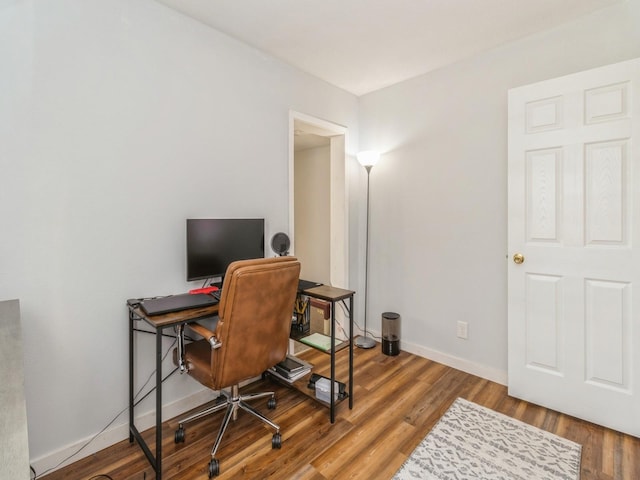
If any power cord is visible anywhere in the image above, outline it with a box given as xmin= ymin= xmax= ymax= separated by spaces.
xmin=32 ymin=337 xmax=177 ymax=479
xmin=337 ymin=298 xmax=381 ymax=341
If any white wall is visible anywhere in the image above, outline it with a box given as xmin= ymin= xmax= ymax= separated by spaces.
xmin=358 ymin=0 xmax=640 ymax=383
xmin=0 ymin=0 xmax=358 ymax=470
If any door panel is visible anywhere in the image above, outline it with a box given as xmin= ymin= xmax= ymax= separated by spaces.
xmin=526 ymin=148 xmax=561 ymax=242
xmin=508 ymin=58 xmax=640 ymax=437
xmin=525 ymin=273 xmax=562 ymax=375
xmin=585 ymin=140 xmax=628 ymax=245
xmin=584 ymin=279 xmax=630 ymax=391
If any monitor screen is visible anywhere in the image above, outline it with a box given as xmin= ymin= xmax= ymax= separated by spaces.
xmin=186 ymin=218 xmax=265 ymax=281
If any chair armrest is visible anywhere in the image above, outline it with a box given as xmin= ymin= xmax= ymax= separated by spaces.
xmin=187 ymin=322 xmax=222 ymax=350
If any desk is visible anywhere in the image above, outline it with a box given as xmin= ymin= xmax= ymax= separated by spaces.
xmin=293 ymin=285 xmax=355 ymax=423
xmin=128 ymin=302 xmax=219 ymax=480
xmin=128 ymin=285 xmax=354 ymax=477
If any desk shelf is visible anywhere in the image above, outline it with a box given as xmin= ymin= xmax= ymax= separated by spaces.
xmin=266 ymin=351 xmax=350 ymax=410
xmin=269 ymin=372 xmax=350 ymax=408
xmin=289 ymin=330 xmax=350 ymax=353
xmin=289 ymin=285 xmax=355 ymax=423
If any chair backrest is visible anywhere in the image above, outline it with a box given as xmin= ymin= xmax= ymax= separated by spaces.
xmin=211 ymin=256 xmax=300 ymax=389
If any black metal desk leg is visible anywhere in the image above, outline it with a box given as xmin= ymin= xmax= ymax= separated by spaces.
xmin=155 ymin=326 xmax=163 ymax=479
xmin=129 ymin=311 xmax=134 ymax=442
xmin=349 ymin=296 xmax=354 ymax=409
xmin=330 ymin=300 xmax=336 ymax=423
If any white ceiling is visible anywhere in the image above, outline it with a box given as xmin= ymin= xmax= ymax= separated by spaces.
xmin=156 ymin=0 xmax=621 ymax=96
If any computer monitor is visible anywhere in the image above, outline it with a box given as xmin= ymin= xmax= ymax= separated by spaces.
xmin=186 ymin=218 xmax=265 ymax=282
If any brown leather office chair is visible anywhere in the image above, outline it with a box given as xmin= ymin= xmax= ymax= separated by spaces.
xmin=172 ymin=256 xmax=300 ymax=478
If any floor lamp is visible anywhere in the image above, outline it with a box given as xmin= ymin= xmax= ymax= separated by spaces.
xmin=355 ymin=150 xmax=380 ymax=349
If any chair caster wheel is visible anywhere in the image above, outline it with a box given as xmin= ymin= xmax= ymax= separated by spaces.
xmin=267 ymin=397 xmax=276 ymax=409
xmin=208 ymin=458 xmax=220 ymax=477
xmin=174 ymin=427 xmax=185 ymax=443
xmin=272 ymin=432 xmax=282 ymax=449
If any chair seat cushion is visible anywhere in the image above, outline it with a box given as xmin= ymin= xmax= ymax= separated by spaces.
xmin=173 ymin=339 xmax=216 ymax=389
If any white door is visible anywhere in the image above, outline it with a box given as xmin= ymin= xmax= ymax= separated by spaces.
xmin=508 ymin=58 xmax=640 ymax=437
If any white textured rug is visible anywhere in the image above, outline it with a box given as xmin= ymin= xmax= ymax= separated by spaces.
xmin=393 ymin=398 xmax=581 ymax=480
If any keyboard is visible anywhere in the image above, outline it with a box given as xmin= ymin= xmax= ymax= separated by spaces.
xmin=140 ymin=293 xmax=218 ymax=316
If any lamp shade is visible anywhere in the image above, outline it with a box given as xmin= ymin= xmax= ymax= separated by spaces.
xmin=357 ymin=150 xmax=380 ymax=168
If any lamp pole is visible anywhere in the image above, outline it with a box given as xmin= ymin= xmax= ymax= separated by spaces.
xmin=355 ymin=152 xmax=379 ymax=349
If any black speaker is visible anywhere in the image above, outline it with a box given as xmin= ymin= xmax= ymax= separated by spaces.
xmin=270 ymin=232 xmax=290 ymax=256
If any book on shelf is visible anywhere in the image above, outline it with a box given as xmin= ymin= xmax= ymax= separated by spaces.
xmin=299 ymin=332 xmax=333 ymax=351
xmin=276 ymin=356 xmax=307 ymax=374
xmin=269 ymin=355 xmax=312 ymax=383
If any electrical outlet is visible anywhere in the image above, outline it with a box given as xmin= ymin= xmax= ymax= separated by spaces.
xmin=456 ymin=321 xmax=468 ymax=339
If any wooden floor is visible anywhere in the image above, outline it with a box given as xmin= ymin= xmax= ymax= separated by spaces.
xmin=41 ymin=344 xmax=640 ymax=480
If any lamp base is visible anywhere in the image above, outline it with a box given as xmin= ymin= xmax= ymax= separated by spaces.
xmin=355 ymin=335 xmax=376 ymax=349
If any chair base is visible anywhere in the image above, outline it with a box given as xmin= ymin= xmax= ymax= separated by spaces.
xmin=174 ymin=385 xmax=281 ymax=476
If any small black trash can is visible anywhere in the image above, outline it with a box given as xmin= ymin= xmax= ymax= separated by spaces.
xmin=381 ymin=312 xmax=400 ymax=356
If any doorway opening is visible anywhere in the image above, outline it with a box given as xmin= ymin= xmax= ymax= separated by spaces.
xmin=289 ymin=111 xmax=348 ymax=291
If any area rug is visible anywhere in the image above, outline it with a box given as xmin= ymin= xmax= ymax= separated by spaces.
xmin=392 ymin=398 xmax=581 ymax=480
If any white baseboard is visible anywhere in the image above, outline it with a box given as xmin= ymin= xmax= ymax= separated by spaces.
xmin=30 ymin=388 xmax=219 ymax=477
xmin=400 ymin=339 xmax=508 ymax=386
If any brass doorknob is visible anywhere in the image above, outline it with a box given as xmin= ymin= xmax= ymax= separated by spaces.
xmin=513 ymin=253 xmax=525 ymax=264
